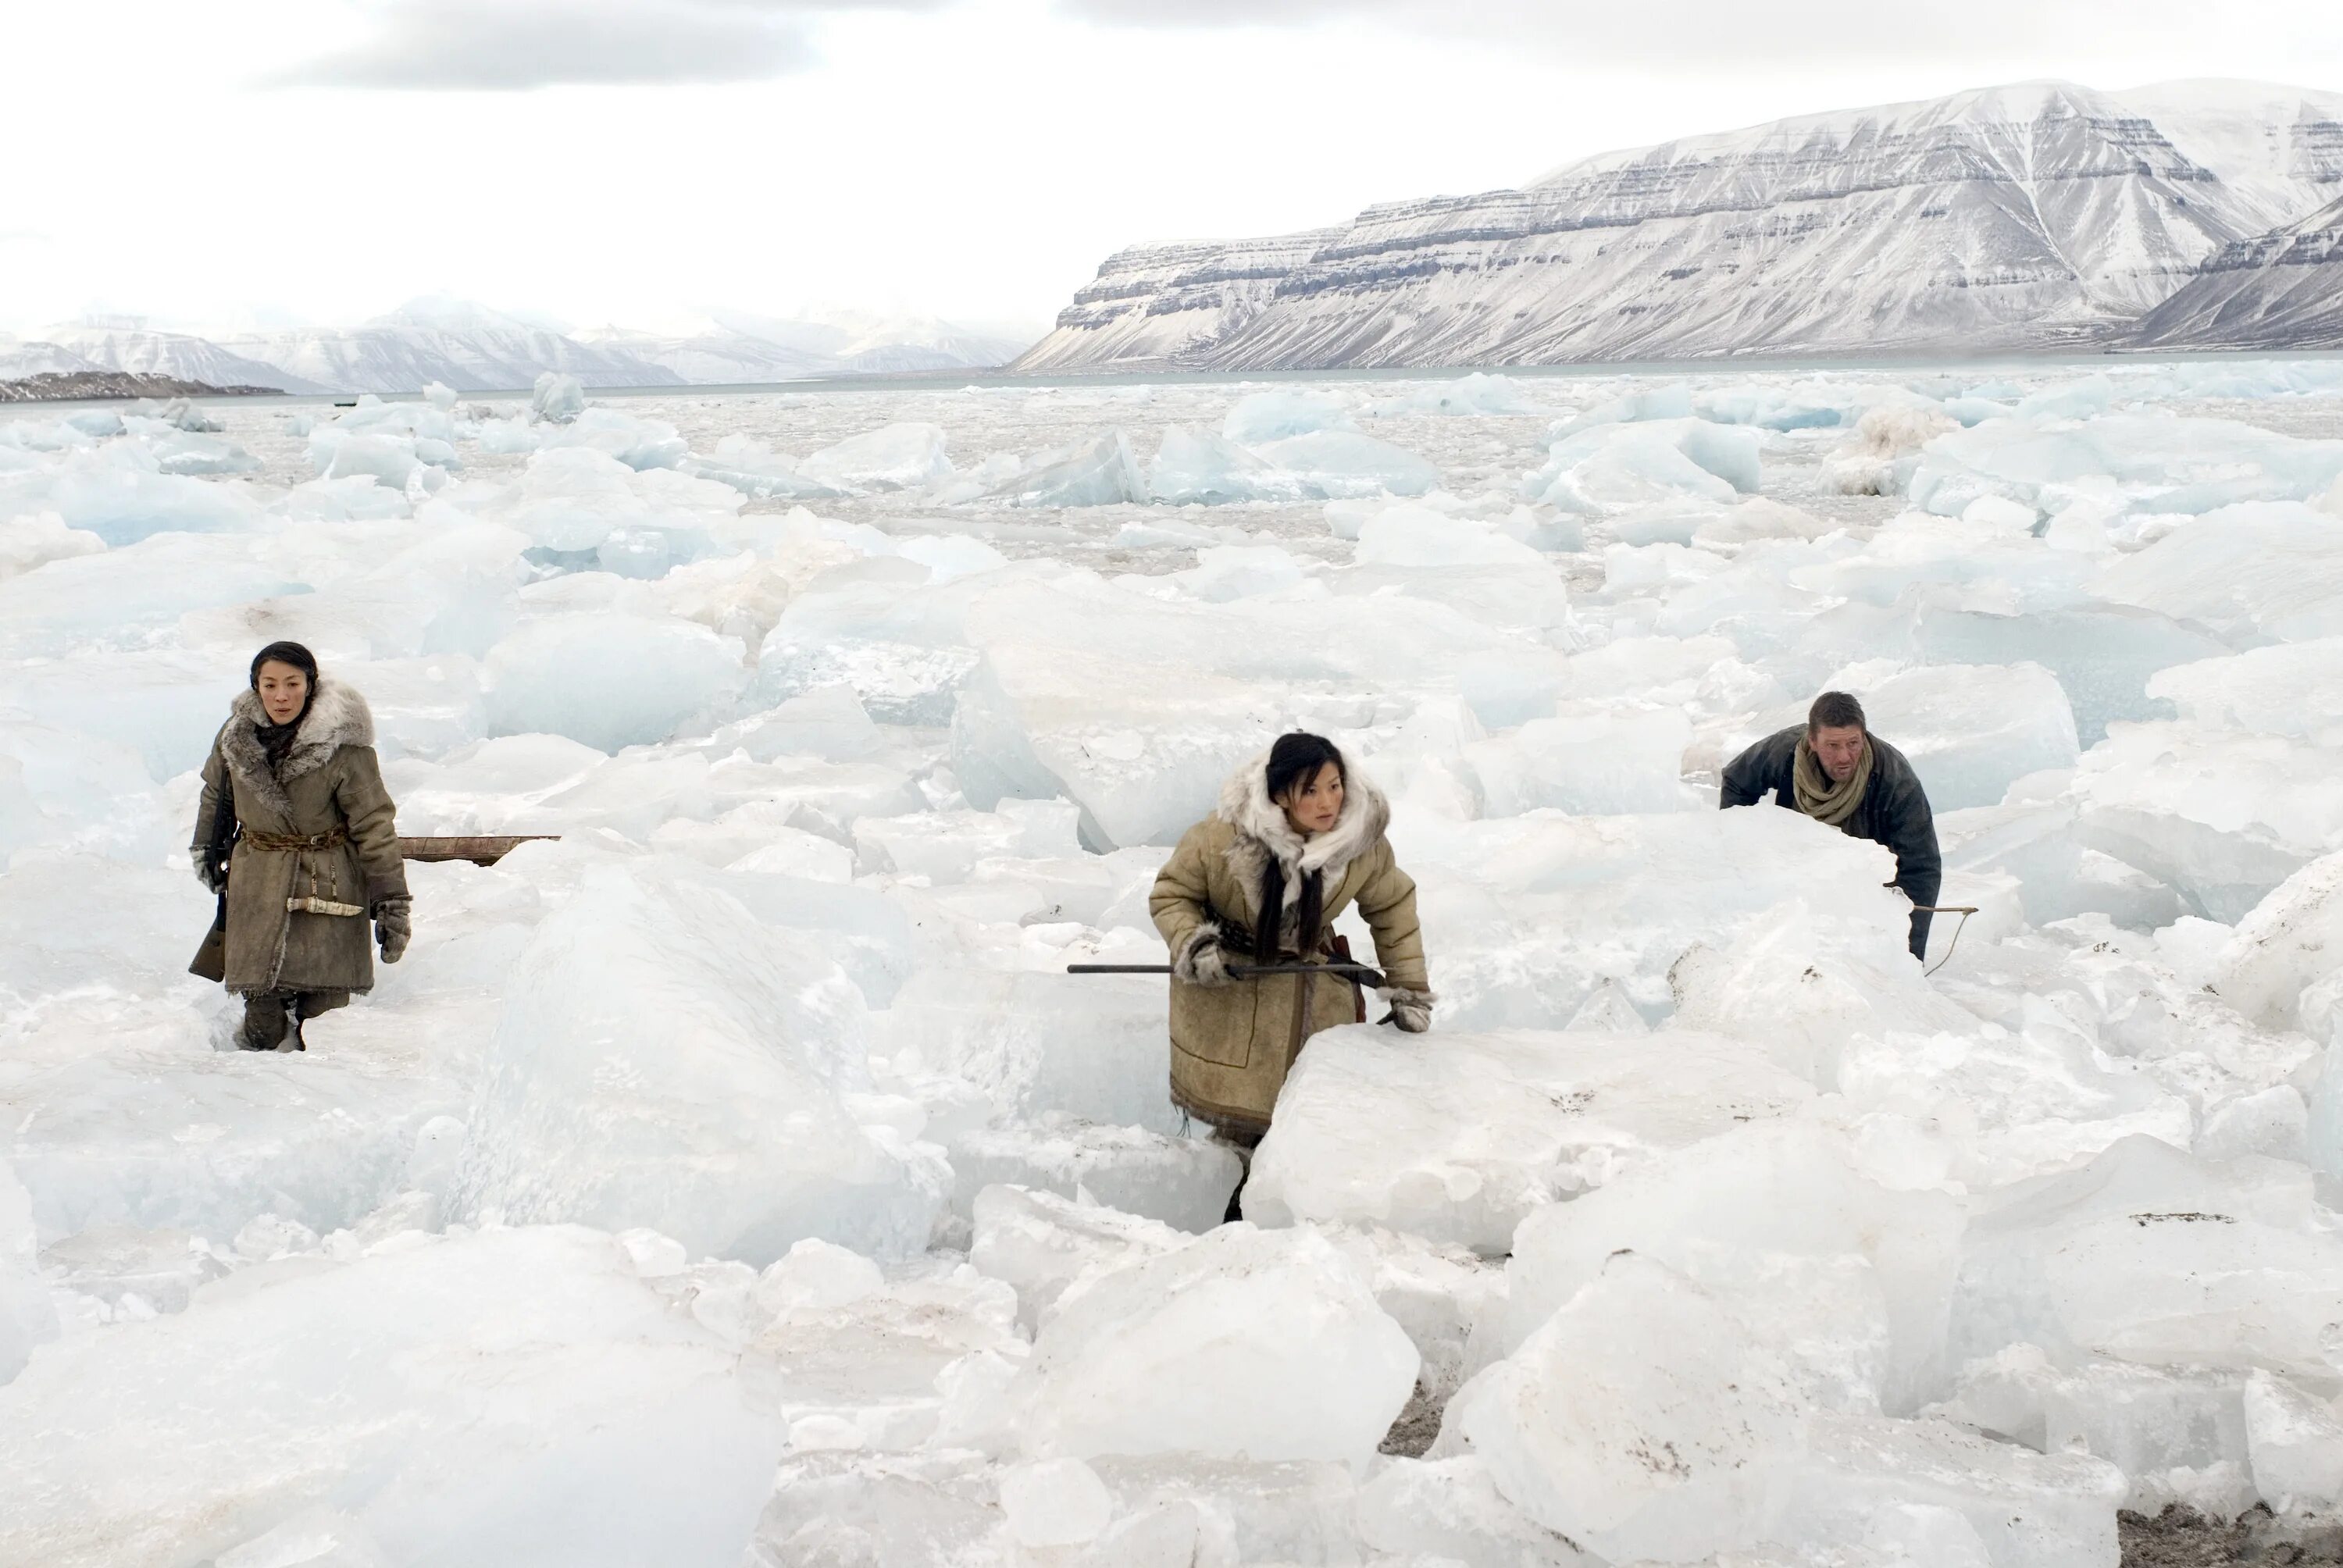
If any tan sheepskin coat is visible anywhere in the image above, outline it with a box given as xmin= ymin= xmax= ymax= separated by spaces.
xmin=1149 ymin=748 xmax=1428 ymax=1134
xmin=191 ymin=679 xmax=407 ymax=996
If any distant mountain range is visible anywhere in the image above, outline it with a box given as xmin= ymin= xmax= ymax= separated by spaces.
xmin=1014 ymin=78 xmax=2343 ymax=372
xmin=0 ymin=370 xmax=282 ymax=404
xmin=0 ymin=298 xmax=1037 ymax=397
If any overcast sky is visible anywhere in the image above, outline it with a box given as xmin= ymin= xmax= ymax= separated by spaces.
xmin=7 ymin=0 xmax=2341 ymax=338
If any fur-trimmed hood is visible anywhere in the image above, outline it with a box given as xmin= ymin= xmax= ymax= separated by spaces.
xmin=1214 ymin=743 xmax=1390 ymax=911
xmin=219 ymin=677 xmax=375 ymax=818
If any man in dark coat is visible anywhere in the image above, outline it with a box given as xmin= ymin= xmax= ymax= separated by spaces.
xmin=1720 ymin=690 xmax=1942 ymax=960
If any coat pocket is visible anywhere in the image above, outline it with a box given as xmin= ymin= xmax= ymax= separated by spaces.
xmin=1169 ymin=978 xmax=1254 ymax=1070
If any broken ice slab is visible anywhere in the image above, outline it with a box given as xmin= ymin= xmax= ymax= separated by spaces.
xmin=2243 ymin=1367 xmax=2343 ymax=1516
xmin=36 ymin=1224 xmax=229 ymax=1316
xmin=1011 ymin=1222 xmax=1418 ymax=1467
xmin=738 ymin=1260 xmax=1022 ymax=1452
xmin=1251 ymin=428 xmax=1442 ymax=498
xmin=1463 ymin=707 xmax=1696 ymax=816
xmin=2095 ymin=501 xmax=2343 ymax=644
xmin=946 ymin=1117 xmax=1240 ymax=1235
xmin=1669 ymin=894 xmax=1997 ymax=1087
xmin=1150 ymin=423 xmax=1313 ymax=505
xmin=1946 ymin=1135 xmax=2343 ymax=1384
xmin=1910 ymin=416 xmax=2343 ymax=526
xmin=1450 ymin=1253 xmax=1809 ymax=1563
xmin=970 ymin=1184 xmax=1186 ymax=1334
xmin=744 ymin=1449 xmax=1001 ymax=1568
xmin=1357 ymin=1454 xmax=1592 ymax=1566
xmin=455 ymin=861 xmax=946 ymax=1265
xmin=795 ymin=421 xmax=954 ymax=493
xmin=2213 ymin=849 xmax=2343 ymax=1035
xmin=1771 ymin=1412 xmax=2127 ymax=1568
xmin=969 ymin=1185 xmax=1500 ymax=1402
xmin=1500 ymin=1121 xmax=1962 ymax=1418
xmin=481 ymin=610 xmax=746 ymax=753
xmin=985 ymin=432 xmax=1150 ymax=507
xmin=1917 ymin=602 xmax=2232 ymax=750
xmin=0 ymin=1228 xmax=789 ymax=1566
xmin=1247 ymin=1025 xmax=1812 ymax=1256
xmin=873 ymin=968 xmax=1180 ymax=1135
xmin=1325 ymin=1223 xmax=1508 ymax=1402
xmin=1933 ymin=1344 xmax=2252 ymax=1513
xmin=2068 ymin=722 xmax=2343 ymax=924
xmin=1088 ymin=1453 xmax=1364 ymax=1566
xmin=1524 ymin=418 xmax=1762 ymax=515
xmin=2152 ymin=634 xmax=2343 ymax=748
xmin=851 ymin=797 xmax=1081 ymax=881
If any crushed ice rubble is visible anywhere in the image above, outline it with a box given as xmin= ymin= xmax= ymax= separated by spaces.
xmin=3 ymin=362 xmax=2343 ymax=1566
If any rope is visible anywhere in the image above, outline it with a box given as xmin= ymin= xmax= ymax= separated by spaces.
xmin=1917 ymin=905 xmax=1980 ymax=978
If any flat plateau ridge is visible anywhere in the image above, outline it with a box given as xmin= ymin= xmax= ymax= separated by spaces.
xmin=1015 ymin=78 xmax=2343 ymax=373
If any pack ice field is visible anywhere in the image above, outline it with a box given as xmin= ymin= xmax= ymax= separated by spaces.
xmin=3 ymin=358 xmax=2343 ymax=1567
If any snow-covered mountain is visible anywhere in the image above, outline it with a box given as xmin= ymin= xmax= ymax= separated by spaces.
xmin=818 ymin=310 xmax=1036 ymax=375
xmin=2133 ymin=191 xmax=2343 ymax=349
xmin=209 ymin=298 xmax=686 ymax=396
xmin=0 ymin=335 xmax=101 ymax=381
xmin=572 ymin=320 xmax=837 ymax=386
xmin=34 ymin=326 xmax=330 ymax=394
xmin=2115 ymin=79 xmax=2343 ymax=234
xmin=1014 ymin=79 xmax=2343 ymax=373
xmin=577 ymin=308 xmax=1036 ymax=384
xmin=0 ymin=298 xmax=1038 ymax=397
xmin=1014 ymin=230 xmax=1345 ymax=373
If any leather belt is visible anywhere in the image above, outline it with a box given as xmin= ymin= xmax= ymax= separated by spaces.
xmin=244 ymin=829 xmax=348 ymax=852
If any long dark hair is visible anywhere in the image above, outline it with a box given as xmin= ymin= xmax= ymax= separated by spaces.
xmin=1253 ymin=732 xmax=1346 ymax=964
xmin=250 ymin=640 xmax=321 ymax=759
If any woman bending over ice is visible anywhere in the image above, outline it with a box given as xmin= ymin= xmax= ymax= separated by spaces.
xmin=1150 ymin=732 xmax=1432 ymax=1204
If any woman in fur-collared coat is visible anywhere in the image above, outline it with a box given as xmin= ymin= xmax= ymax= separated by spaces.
xmin=1150 ymin=732 xmax=1432 ymax=1147
xmin=190 ymin=641 xmax=412 ymax=1051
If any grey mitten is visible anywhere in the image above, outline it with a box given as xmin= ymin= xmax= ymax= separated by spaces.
xmin=375 ymin=896 xmax=412 ymax=964
xmin=1384 ymin=988 xmax=1435 ymax=1033
xmin=1172 ymin=925 xmax=1234 ymax=986
xmin=194 ymin=857 xmax=226 ymax=894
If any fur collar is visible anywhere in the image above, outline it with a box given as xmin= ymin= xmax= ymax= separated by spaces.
xmin=1215 ymin=743 xmax=1389 ymax=914
xmin=219 ymin=677 xmax=373 ymax=819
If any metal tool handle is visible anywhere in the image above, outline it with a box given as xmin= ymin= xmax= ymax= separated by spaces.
xmin=1067 ymin=960 xmax=1390 ymax=988
xmin=1914 ymin=907 xmax=1981 ymax=976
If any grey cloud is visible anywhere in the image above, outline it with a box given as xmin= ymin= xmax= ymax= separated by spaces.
xmin=269 ymin=0 xmax=928 ymax=91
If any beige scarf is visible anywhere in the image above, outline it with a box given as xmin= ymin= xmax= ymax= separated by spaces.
xmin=1792 ymin=734 xmax=1872 ymax=829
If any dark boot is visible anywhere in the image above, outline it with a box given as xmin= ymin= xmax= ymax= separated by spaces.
xmin=286 ymin=989 xmax=350 ymax=1053
xmin=236 ymin=994 xmax=289 ymax=1052
xmin=1213 ymin=1126 xmax=1261 ymax=1225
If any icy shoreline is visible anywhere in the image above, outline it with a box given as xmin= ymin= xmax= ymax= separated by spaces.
xmin=3 ymin=362 xmax=2343 ymax=1566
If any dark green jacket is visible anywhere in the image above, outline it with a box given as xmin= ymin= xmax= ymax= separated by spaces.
xmin=1720 ymin=725 xmax=1942 ymax=960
